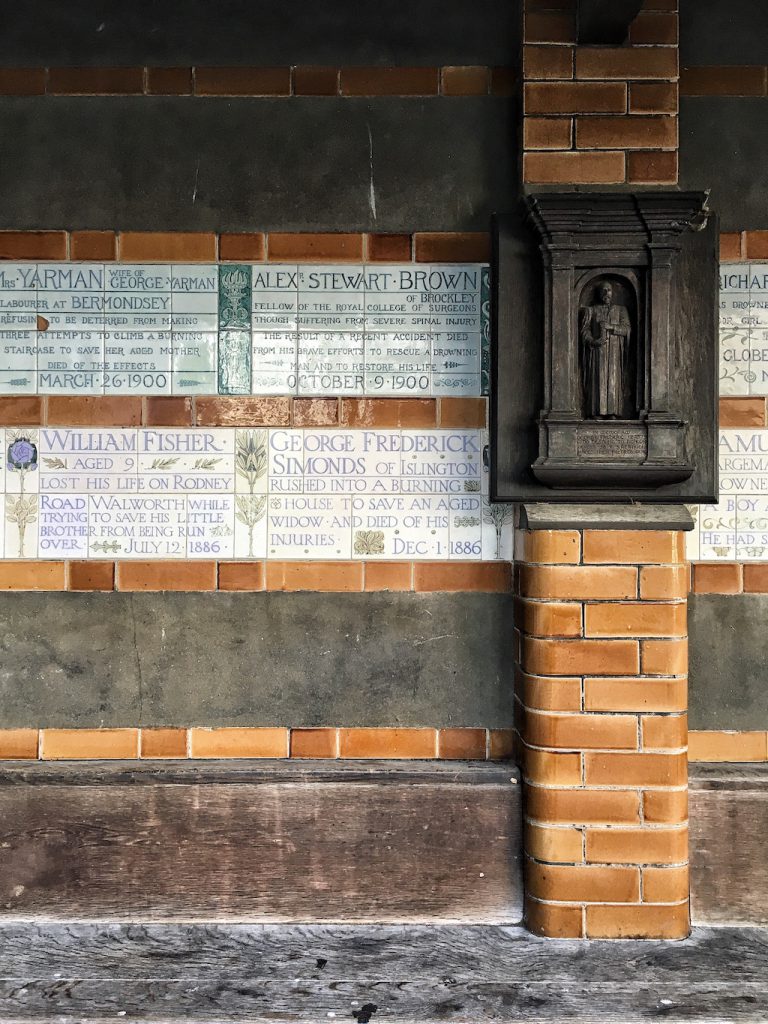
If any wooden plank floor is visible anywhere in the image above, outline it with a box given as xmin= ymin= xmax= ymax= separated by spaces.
xmin=0 ymin=924 xmax=765 ymax=1022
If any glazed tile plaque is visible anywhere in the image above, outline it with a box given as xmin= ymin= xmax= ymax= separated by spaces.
xmin=0 ymin=262 xmax=490 ymax=398
xmin=687 ymin=429 xmax=768 ymax=561
xmin=1 ymin=427 xmax=514 ymax=561
xmin=719 ymin=263 xmax=768 ymax=396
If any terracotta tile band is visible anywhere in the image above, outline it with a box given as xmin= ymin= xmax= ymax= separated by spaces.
xmin=0 ymin=727 xmax=514 ymax=761
xmin=690 ymin=563 xmax=743 ymax=595
xmin=688 ymin=730 xmax=768 ymax=761
xmin=689 ymin=562 xmax=768 ymax=595
xmin=680 ymin=66 xmax=768 ymax=97
xmin=0 ymin=395 xmax=487 ymax=429
xmin=0 ymin=230 xmax=490 ymax=263
xmin=0 ymin=67 xmax=514 ymax=98
xmin=0 ymin=559 xmax=511 ymax=593
xmin=719 ymin=396 xmax=767 ymax=428
xmin=0 ymin=559 xmax=511 ymax=594
xmin=715 ymin=231 xmax=768 ymax=260
xmin=14 ymin=725 xmax=762 ymax=767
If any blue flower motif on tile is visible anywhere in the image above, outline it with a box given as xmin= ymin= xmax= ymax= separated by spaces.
xmin=7 ymin=430 xmax=38 ymax=496
xmin=7 ymin=437 xmax=37 ymax=472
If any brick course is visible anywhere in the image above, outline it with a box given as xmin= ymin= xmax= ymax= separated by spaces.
xmin=522 ymin=0 xmax=679 ymax=185
xmin=47 ymin=67 xmax=144 ymax=95
xmin=0 ymin=558 xmax=510 ymax=595
xmin=626 ymin=150 xmax=678 ymax=184
xmin=525 ymin=82 xmax=627 ymax=114
xmin=680 ymin=66 xmax=767 ymax=97
xmin=6 ymin=62 xmax=763 ymax=100
xmin=119 ymin=232 xmax=217 ymax=261
xmin=0 ymin=230 xmax=490 ymax=265
xmin=523 ymin=45 xmax=574 ymax=80
xmin=218 ymin=232 xmax=266 ymax=261
xmin=719 ymin=396 xmax=767 ymax=427
xmin=523 ymin=150 xmax=626 ymax=185
xmin=0 ymin=727 xmax=518 ymax=762
xmin=575 ymin=48 xmax=678 ymax=81
xmin=146 ymin=67 xmax=193 ymax=95
xmin=575 ymin=115 xmax=677 ymax=150
xmin=194 ymin=67 xmax=291 ymax=96
xmin=0 ymin=393 xmax=478 ymax=430
xmin=440 ymin=66 xmax=490 ymax=96
xmin=140 ymin=729 xmax=188 ymax=758
xmin=0 ymin=730 xmax=39 ymax=759
xmin=339 ymin=67 xmax=440 ymax=96
xmin=0 ymin=68 xmax=46 ymax=95
xmin=691 ymin=563 xmax=743 ymax=595
xmin=524 ymin=116 xmax=573 ymax=150
xmin=70 ymin=230 xmax=117 ymax=260
xmin=0 ymin=726 xmax=756 ymax=763
xmin=0 ymin=65 xmax=511 ymax=98
xmin=720 ymin=232 xmax=744 ymax=260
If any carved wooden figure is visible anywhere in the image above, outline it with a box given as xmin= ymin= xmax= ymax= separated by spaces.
xmin=580 ymin=280 xmax=632 ymax=420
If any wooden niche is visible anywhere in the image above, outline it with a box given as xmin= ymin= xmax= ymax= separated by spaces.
xmin=491 ymin=192 xmax=719 ymax=503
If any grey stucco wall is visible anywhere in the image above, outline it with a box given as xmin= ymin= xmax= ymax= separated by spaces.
xmin=689 ymin=594 xmax=768 ymax=730
xmin=0 ymin=592 xmax=515 ymax=729
xmin=0 ymin=96 xmax=517 ymax=232
xmin=2 ymin=0 xmax=750 ymax=71
xmin=0 ymin=0 xmax=520 ymax=233
xmin=5 ymin=589 xmax=764 ymax=730
xmin=1 ymin=0 xmax=519 ymax=67
xmin=680 ymin=0 xmax=768 ymax=67
xmin=680 ymin=97 xmax=768 ymax=232
xmin=678 ymin=0 xmax=768 ymax=230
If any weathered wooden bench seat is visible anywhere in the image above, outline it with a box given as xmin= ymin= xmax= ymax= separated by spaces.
xmin=0 ymin=759 xmax=523 ymax=923
xmin=2 ymin=760 xmax=768 ymax=926
xmin=690 ymin=763 xmax=768 ymax=926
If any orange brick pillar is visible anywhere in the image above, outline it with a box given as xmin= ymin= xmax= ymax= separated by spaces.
xmin=516 ymin=519 xmax=689 ymax=939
